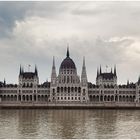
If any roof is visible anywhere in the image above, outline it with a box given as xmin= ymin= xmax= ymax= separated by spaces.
xmin=22 ymin=72 xmax=36 ymax=78
xmin=99 ymin=73 xmax=116 ymax=79
xmin=60 ymin=57 xmax=76 ymax=69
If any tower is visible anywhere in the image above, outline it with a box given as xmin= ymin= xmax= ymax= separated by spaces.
xmin=81 ymin=56 xmax=89 ymax=102
xmin=50 ymin=56 xmax=57 ymax=102
xmin=81 ymin=56 xmax=87 ymax=86
xmin=51 ymin=56 xmax=57 ymax=85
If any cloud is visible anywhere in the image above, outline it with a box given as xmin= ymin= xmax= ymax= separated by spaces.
xmin=0 ymin=2 xmax=140 ymax=84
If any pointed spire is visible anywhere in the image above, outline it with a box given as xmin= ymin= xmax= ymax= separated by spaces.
xmin=114 ymin=65 xmax=116 ymax=76
xmin=66 ymin=44 xmax=70 ymax=57
xmin=81 ymin=56 xmax=87 ymax=85
xmin=35 ymin=65 xmax=38 ymax=76
xmin=4 ymin=78 xmax=6 ymax=85
xmin=20 ymin=64 xmax=22 ymax=75
xmin=100 ymin=65 xmax=102 ymax=74
xmin=83 ymin=56 xmax=85 ymax=67
xmin=127 ymin=79 xmax=129 ymax=85
xmin=97 ymin=67 xmax=99 ymax=77
xmin=53 ymin=56 xmax=55 ymax=67
xmin=51 ymin=56 xmax=57 ymax=83
xmin=138 ymin=76 xmax=140 ymax=85
xmin=22 ymin=66 xmax=24 ymax=73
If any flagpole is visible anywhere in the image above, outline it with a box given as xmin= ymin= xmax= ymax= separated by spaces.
xmin=28 ymin=65 xmax=31 ymax=72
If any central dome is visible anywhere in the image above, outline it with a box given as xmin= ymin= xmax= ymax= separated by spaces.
xmin=60 ymin=47 xmax=76 ymax=69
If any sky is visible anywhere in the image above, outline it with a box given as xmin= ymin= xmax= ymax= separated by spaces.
xmin=0 ymin=1 xmax=140 ymax=84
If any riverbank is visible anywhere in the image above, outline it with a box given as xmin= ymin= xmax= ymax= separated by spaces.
xmin=0 ymin=102 xmax=140 ymax=109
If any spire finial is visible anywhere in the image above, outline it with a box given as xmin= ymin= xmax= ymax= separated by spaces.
xmin=127 ymin=79 xmax=129 ymax=85
xmin=66 ymin=44 xmax=69 ymax=57
xmin=53 ymin=56 xmax=55 ymax=67
xmin=35 ymin=64 xmax=38 ymax=76
xmin=20 ymin=64 xmax=22 ymax=75
xmin=4 ymin=78 xmax=6 ymax=85
xmin=111 ymin=67 xmax=112 ymax=73
xmin=114 ymin=64 xmax=116 ymax=76
xmin=83 ymin=56 xmax=85 ymax=67
xmin=138 ymin=75 xmax=140 ymax=85
xmin=97 ymin=67 xmax=99 ymax=77
xmin=100 ymin=65 xmax=102 ymax=74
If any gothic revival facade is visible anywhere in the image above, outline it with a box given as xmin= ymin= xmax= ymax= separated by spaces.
xmin=0 ymin=48 xmax=140 ymax=107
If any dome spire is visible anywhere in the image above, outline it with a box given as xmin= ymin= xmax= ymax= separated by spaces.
xmin=66 ymin=44 xmax=70 ymax=57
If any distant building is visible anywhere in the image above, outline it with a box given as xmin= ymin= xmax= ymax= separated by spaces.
xmin=0 ymin=47 xmax=139 ymax=107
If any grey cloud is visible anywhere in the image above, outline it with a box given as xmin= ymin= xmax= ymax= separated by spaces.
xmin=0 ymin=2 xmax=140 ymax=84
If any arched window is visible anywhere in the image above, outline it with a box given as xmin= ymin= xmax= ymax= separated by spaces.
xmin=115 ymin=96 xmax=118 ymax=101
xmin=71 ymin=87 xmax=74 ymax=92
xmin=57 ymin=87 xmax=60 ymax=93
xmin=64 ymin=76 xmax=66 ymax=83
xmin=78 ymin=87 xmax=81 ymax=93
xmin=64 ymin=87 xmax=67 ymax=92
xmin=61 ymin=87 xmax=63 ymax=92
xmin=34 ymin=95 xmax=36 ymax=101
xmin=100 ymin=95 xmax=103 ymax=101
xmin=23 ymin=95 xmax=25 ymax=101
xmin=26 ymin=95 xmax=29 ymax=101
xmin=53 ymin=88 xmax=55 ymax=93
xmin=67 ymin=76 xmax=69 ymax=83
xmin=19 ymin=95 xmax=21 ymax=101
xmin=14 ymin=95 xmax=17 ymax=101
xmin=75 ymin=87 xmax=77 ymax=92
xmin=104 ymin=95 xmax=107 ymax=101
xmin=30 ymin=95 xmax=32 ymax=101
xmin=111 ymin=96 xmax=114 ymax=101
xmin=89 ymin=95 xmax=92 ymax=101
xmin=68 ymin=87 xmax=70 ymax=93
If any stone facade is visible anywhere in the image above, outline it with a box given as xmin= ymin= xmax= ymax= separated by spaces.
xmin=0 ymin=48 xmax=139 ymax=106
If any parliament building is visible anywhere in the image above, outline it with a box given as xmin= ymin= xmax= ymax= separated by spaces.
xmin=0 ymin=47 xmax=140 ymax=108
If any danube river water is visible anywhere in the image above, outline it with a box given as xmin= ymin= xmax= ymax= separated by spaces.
xmin=0 ymin=109 xmax=140 ymax=139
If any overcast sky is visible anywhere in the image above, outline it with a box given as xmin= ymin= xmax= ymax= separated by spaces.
xmin=0 ymin=1 xmax=140 ymax=84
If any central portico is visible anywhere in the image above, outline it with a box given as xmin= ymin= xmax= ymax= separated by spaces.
xmin=50 ymin=47 xmax=89 ymax=103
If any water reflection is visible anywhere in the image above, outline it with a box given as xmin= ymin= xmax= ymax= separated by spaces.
xmin=0 ymin=109 xmax=140 ymax=138
xmin=17 ymin=109 xmax=40 ymax=138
